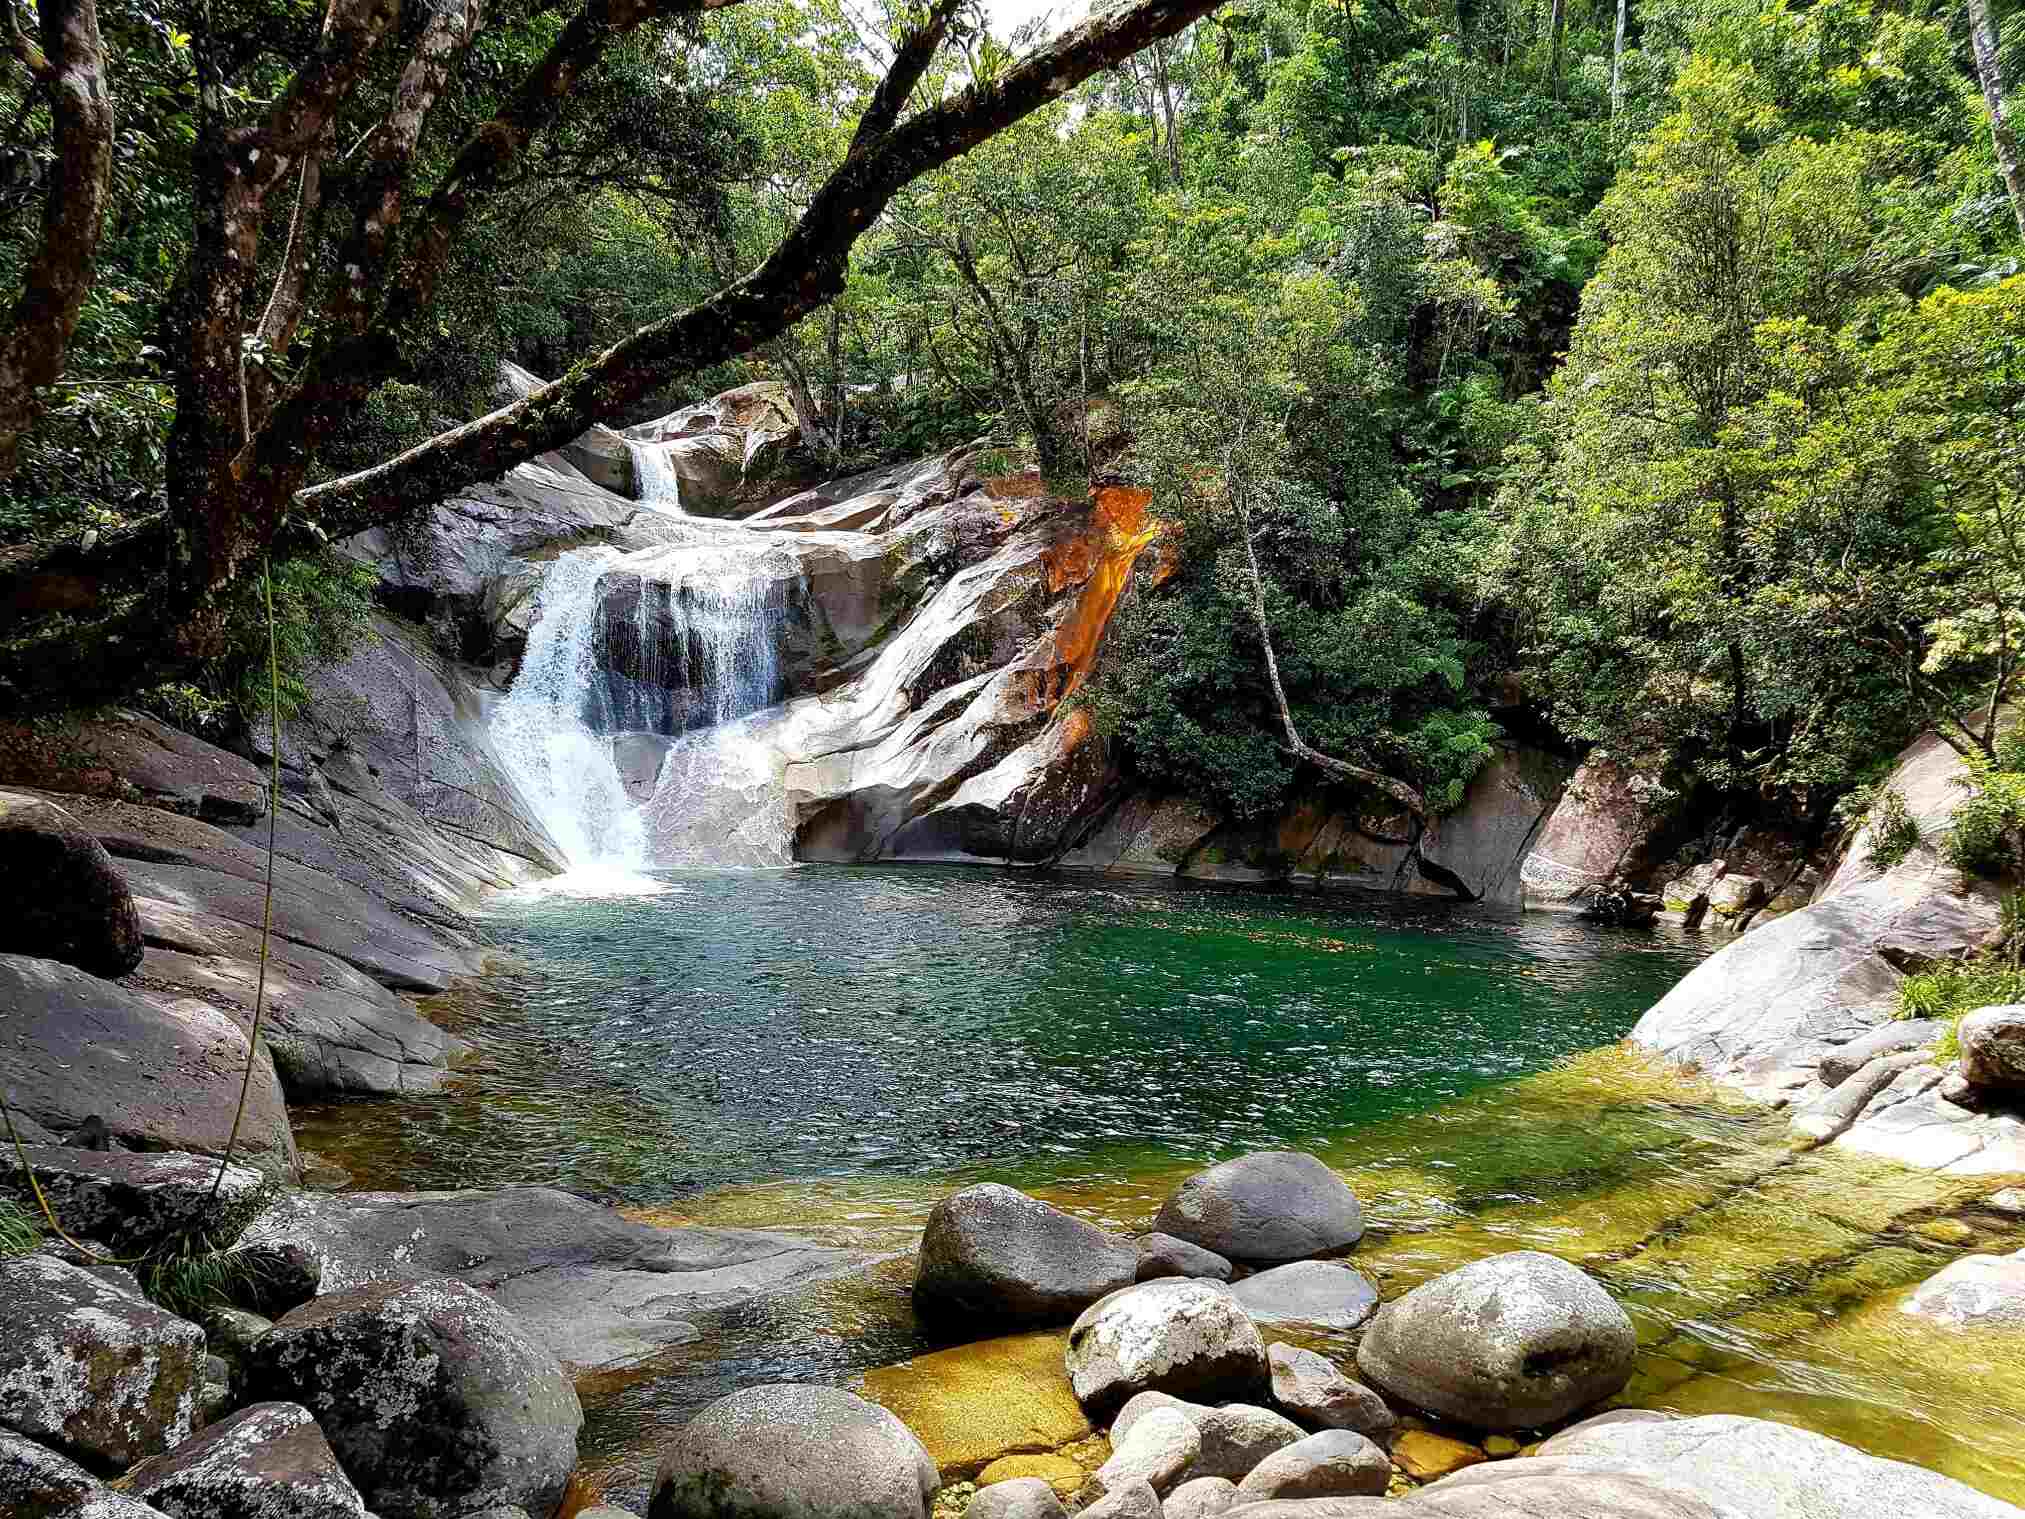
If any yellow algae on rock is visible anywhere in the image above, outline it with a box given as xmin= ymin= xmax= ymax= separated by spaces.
xmin=1483 ymin=1435 xmax=1522 ymax=1457
xmin=857 ymin=1330 xmax=1092 ymax=1479
xmin=977 ymin=1455 xmax=1088 ymax=1495
xmin=1393 ymin=1430 xmax=1488 ymax=1481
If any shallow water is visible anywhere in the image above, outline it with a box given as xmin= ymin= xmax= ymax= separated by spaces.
xmin=293 ymin=866 xmax=2025 ymax=1510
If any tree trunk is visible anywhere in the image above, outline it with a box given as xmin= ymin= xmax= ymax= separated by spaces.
xmin=0 ymin=0 xmax=113 ymax=477
xmin=1610 ymin=0 xmax=1627 ymax=116
xmin=1548 ymin=0 xmax=1566 ymax=99
xmin=1968 ymin=0 xmax=2025 ymax=241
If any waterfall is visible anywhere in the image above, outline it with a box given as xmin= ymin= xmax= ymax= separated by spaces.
xmin=630 ymin=437 xmax=684 ymax=512
xmin=493 ymin=535 xmax=801 ymax=882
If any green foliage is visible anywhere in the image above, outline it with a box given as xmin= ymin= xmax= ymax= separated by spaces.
xmin=213 ymin=555 xmax=379 ymax=724
xmin=1943 ymin=748 xmax=2025 ymax=878
xmin=1865 ymin=787 xmax=1921 ymax=871
xmin=1897 ymin=958 xmax=2025 ymax=1026
xmin=140 ymin=1246 xmax=289 ymax=1320
xmin=0 ymin=1196 xmax=41 ymax=1258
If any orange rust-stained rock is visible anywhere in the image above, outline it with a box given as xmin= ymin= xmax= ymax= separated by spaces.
xmin=1029 ymin=485 xmax=1159 ymax=708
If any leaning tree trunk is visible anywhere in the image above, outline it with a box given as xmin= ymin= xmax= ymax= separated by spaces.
xmin=0 ymin=0 xmax=113 ymax=477
xmin=1968 ymin=0 xmax=2025 ymax=240
xmin=1611 ymin=0 xmax=1628 ymax=116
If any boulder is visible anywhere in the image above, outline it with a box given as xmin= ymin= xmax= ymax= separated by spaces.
xmin=968 ymin=1477 xmax=1067 ymax=1519
xmin=1900 ymin=1249 xmax=2025 ymax=1328
xmin=1520 ymin=754 xmax=1669 ymax=908
xmin=1631 ymin=732 xmax=2006 ymax=1103
xmin=0 ymin=790 xmax=143 ymax=976
xmin=0 ymin=1428 xmax=173 ymax=1519
xmin=0 ymin=954 xmax=296 ymax=1176
xmin=247 ymin=1278 xmax=582 ymax=1519
xmin=127 ymin=1401 xmax=369 ymax=1519
xmin=648 ymin=1385 xmax=937 ymax=1519
xmin=204 ymin=1307 xmax=276 ymax=1356
xmin=1959 ymin=1006 xmax=2025 ymax=1092
xmin=1151 ymin=1153 xmax=1363 ymax=1264
xmin=1226 ymin=1262 xmax=1378 ymax=1330
xmin=1166 ymin=1477 xmax=1238 ymax=1519
xmin=1189 ymin=1405 xmax=1305 ymax=1483
xmin=1078 ymin=1480 xmax=1161 ymax=1519
xmin=1065 ymin=1280 xmax=1268 ymax=1417
xmin=1411 ymin=747 xmax=1574 ymax=908
xmin=1137 ymin=1234 xmax=1233 ymax=1283
xmin=1264 ymin=1344 xmax=1394 ymax=1440
xmin=1818 ymin=1019 xmax=1947 ymax=1086
xmin=0 ymin=1146 xmax=269 ymax=1257
xmin=0 ymin=1252 xmax=203 ymax=1471
xmin=1110 ymin=1391 xmax=1208 ymax=1446
xmin=1094 ymin=1405 xmax=1200 ymax=1495
xmin=1355 ymin=1251 xmax=1636 ymax=1431
xmin=1788 ymin=1051 xmax=1932 ymax=1146
xmin=1705 ymin=874 xmax=1767 ymax=917
xmin=914 ymin=1184 xmax=1137 ymax=1327
xmin=240 ymin=1186 xmax=856 ymax=1373
xmin=1231 ymin=1432 xmax=1389 ymax=1502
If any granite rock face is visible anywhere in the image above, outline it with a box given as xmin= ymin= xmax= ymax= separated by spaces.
xmin=0 ymin=790 xmax=143 ymax=976
xmin=914 ymin=1184 xmax=1138 ymax=1328
xmin=1959 ymin=1005 xmax=2025 ymax=1093
xmin=1355 ymin=1251 xmax=1636 ymax=1431
xmin=1152 ymin=1152 xmax=1364 ymax=1264
xmin=0 ymin=1253 xmax=204 ymax=1472
xmin=247 ymin=1278 xmax=583 ymax=1519
xmin=648 ymin=1385 xmax=938 ymax=1519
xmin=1520 ymin=753 xmax=1670 ymax=908
xmin=127 ymin=1401 xmax=370 ymax=1519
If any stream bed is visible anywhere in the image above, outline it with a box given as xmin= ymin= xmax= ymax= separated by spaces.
xmin=292 ymin=866 xmax=2025 ymax=1509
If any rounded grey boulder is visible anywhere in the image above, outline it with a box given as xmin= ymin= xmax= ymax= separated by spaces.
xmin=967 ymin=1477 xmax=1066 ymax=1519
xmin=1136 ymin=1233 xmax=1233 ymax=1283
xmin=1191 ymin=1404 xmax=1305 ymax=1482
xmin=1233 ymin=1431 xmax=1390 ymax=1501
xmin=0 ymin=1429 xmax=171 ymax=1518
xmin=914 ymin=1183 xmax=1137 ymax=1326
xmin=1356 ymin=1250 xmax=1636 ymax=1431
xmin=248 ymin=1277 xmax=582 ymax=1519
xmin=1265 ymin=1343 xmax=1393 ymax=1440
xmin=1166 ymin=1477 xmax=1238 ymax=1519
xmin=648 ymin=1384 xmax=937 ymax=1519
xmin=1227 ymin=1262 xmax=1378 ymax=1330
xmin=1066 ymin=1279 xmax=1268 ymax=1417
xmin=1152 ymin=1153 xmax=1363 ymax=1264
xmin=1959 ymin=1005 xmax=2025 ymax=1092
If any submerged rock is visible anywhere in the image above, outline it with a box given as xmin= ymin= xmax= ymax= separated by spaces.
xmin=914 ymin=1183 xmax=1137 ymax=1327
xmin=1355 ymin=1251 xmax=1636 ymax=1431
xmin=127 ymin=1401 xmax=369 ymax=1519
xmin=648 ymin=1385 xmax=937 ymax=1519
xmin=1901 ymin=1249 xmax=2025 ymax=1328
xmin=248 ymin=1278 xmax=582 ymax=1519
xmin=1136 ymin=1233 xmax=1233 ymax=1283
xmin=1264 ymin=1344 xmax=1393 ymax=1440
xmin=1226 ymin=1261 xmax=1378 ymax=1330
xmin=1231 ymin=1430 xmax=1389 ymax=1501
xmin=1065 ymin=1279 xmax=1267 ymax=1417
xmin=0 ymin=1252 xmax=204 ymax=1471
xmin=858 ymin=1329 xmax=1091 ymax=1480
xmin=0 ymin=789 xmax=143 ymax=976
xmin=1151 ymin=1153 xmax=1363 ymax=1264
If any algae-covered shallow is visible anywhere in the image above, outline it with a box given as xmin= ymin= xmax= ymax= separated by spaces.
xmin=291 ymin=865 xmax=2025 ymax=1510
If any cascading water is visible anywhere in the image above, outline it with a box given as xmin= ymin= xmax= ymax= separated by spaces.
xmin=629 ymin=437 xmax=685 ymax=512
xmin=493 ymin=534 xmax=801 ymax=882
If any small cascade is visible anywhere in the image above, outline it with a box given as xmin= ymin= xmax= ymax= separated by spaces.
xmin=629 ymin=437 xmax=684 ymax=512
xmin=490 ymin=547 xmax=650 ymax=881
xmin=493 ymin=534 xmax=803 ymax=879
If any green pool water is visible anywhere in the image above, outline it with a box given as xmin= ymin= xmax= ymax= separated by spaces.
xmin=293 ymin=865 xmax=2025 ymax=1511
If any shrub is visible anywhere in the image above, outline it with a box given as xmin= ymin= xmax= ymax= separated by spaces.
xmin=1864 ymin=786 xmax=1921 ymax=869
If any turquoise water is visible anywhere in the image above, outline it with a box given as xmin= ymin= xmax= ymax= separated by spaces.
xmin=296 ymin=865 xmax=1707 ymax=1199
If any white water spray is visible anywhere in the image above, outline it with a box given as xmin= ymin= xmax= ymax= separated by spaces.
xmin=629 ymin=437 xmax=685 ymax=512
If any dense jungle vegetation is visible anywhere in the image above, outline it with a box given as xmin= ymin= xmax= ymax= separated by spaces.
xmin=2 ymin=0 xmax=2022 ymax=829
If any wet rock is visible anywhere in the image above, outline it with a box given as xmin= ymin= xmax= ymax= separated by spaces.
xmin=1231 ymin=1431 xmax=1389 ymax=1501
xmin=1077 ymin=1479 xmax=1161 ymax=1519
xmin=977 ymin=1456 xmax=1084 ymax=1496
xmin=0 ymin=954 xmax=296 ymax=1177
xmin=1705 ymin=874 xmax=1767 ymax=917
xmin=0 ymin=1428 xmax=172 ymax=1518
xmin=1057 ymin=795 xmax=1222 ymax=876
xmin=1901 ymin=1249 xmax=2025 ymax=1328
xmin=1355 ymin=1251 xmax=1636 ymax=1431
xmin=1065 ymin=1280 xmax=1268 ymax=1417
xmin=0 ymin=1252 xmax=204 ymax=1471
xmin=1151 ymin=1153 xmax=1363 ymax=1264
xmin=914 ymin=1183 xmax=1137 ymax=1327
xmin=1094 ymin=1405 xmax=1199 ymax=1495
xmin=1819 ymin=1020 xmax=1947 ymax=1086
xmin=1190 ymin=1405 xmax=1305 ymax=1483
xmin=1165 ymin=1477 xmax=1238 ymax=1519
xmin=0 ymin=1147 xmax=269 ymax=1257
xmin=967 ymin=1477 xmax=1066 ymax=1519
xmin=241 ymin=1186 xmax=855 ymax=1373
xmin=1573 ymin=881 xmax=1661 ymax=927
xmin=1136 ymin=1234 xmax=1233 ymax=1283
xmin=248 ymin=1277 xmax=582 ymax=1519
xmin=0 ymin=790 xmax=143 ymax=976
xmin=1391 ymin=1430 xmax=1487 ymax=1481
xmin=1264 ymin=1344 xmax=1393 ymax=1440
xmin=128 ymin=1401 xmax=369 ymax=1519
xmin=648 ymin=1384 xmax=937 ymax=1519
xmin=1226 ymin=1262 xmax=1378 ymax=1330
xmin=1789 ymin=1051 xmax=1932 ymax=1146
xmin=860 ymin=1329 xmax=1091 ymax=1479
xmin=1959 ymin=1006 xmax=2025 ymax=1092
